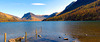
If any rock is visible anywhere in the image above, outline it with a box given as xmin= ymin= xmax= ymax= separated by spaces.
xmin=72 ymin=40 xmax=76 ymax=42
xmin=64 ymin=38 xmax=68 ymax=40
xmin=8 ymin=37 xmax=24 ymax=42
xmin=65 ymin=34 xmax=67 ymax=36
xmin=72 ymin=36 xmax=75 ymax=38
xmin=59 ymin=37 xmax=61 ymax=38
xmin=8 ymin=39 xmax=16 ymax=42
xmin=38 ymin=35 xmax=41 ymax=38
xmin=86 ymin=34 xmax=88 ymax=36
xmin=15 ymin=37 xmax=24 ymax=41
xmin=22 ymin=37 xmax=24 ymax=39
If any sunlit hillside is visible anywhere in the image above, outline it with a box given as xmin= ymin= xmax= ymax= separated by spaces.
xmin=43 ymin=0 xmax=100 ymax=21
xmin=0 ymin=12 xmax=21 ymax=22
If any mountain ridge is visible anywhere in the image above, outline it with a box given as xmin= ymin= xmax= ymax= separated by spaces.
xmin=22 ymin=12 xmax=49 ymax=21
xmin=57 ymin=0 xmax=97 ymax=16
xmin=0 ymin=12 xmax=22 ymax=22
xmin=43 ymin=0 xmax=100 ymax=21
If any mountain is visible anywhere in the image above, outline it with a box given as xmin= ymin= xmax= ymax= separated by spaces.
xmin=47 ymin=12 xmax=58 ymax=18
xmin=0 ymin=12 xmax=21 ymax=22
xmin=65 ymin=1 xmax=76 ymax=9
xmin=22 ymin=12 xmax=49 ymax=21
xmin=34 ymin=15 xmax=49 ymax=20
xmin=57 ymin=0 xmax=97 ymax=16
xmin=43 ymin=0 xmax=100 ymax=21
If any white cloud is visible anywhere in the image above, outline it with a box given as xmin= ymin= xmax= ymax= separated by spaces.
xmin=32 ymin=3 xmax=46 ymax=5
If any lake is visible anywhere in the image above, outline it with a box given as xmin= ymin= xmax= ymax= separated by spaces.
xmin=0 ymin=21 xmax=100 ymax=42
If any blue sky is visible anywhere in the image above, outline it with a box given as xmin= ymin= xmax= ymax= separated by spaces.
xmin=0 ymin=0 xmax=77 ymax=18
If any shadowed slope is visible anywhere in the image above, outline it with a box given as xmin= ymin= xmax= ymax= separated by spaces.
xmin=58 ymin=0 xmax=97 ymax=16
xmin=22 ymin=12 xmax=49 ymax=21
xmin=43 ymin=0 xmax=100 ymax=21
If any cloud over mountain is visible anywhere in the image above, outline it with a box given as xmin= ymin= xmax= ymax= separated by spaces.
xmin=32 ymin=3 xmax=46 ymax=5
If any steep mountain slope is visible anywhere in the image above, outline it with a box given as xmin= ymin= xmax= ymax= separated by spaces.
xmin=43 ymin=0 xmax=100 ymax=21
xmin=34 ymin=15 xmax=49 ymax=20
xmin=64 ymin=1 xmax=76 ymax=10
xmin=47 ymin=12 xmax=58 ymax=18
xmin=57 ymin=0 xmax=97 ymax=16
xmin=0 ymin=12 xmax=21 ymax=22
xmin=22 ymin=12 xmax=49 ymax=21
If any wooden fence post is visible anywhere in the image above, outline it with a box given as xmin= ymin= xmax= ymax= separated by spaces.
xmin=25 ymin=32 xmax=27 ymax=42
xmin=35 ymin=28 xmax=37 ymax=39
xmin=36 ymin=28 xmax=37 ymax=35
xmin=4 ymin=33 xmax=7 ymax=42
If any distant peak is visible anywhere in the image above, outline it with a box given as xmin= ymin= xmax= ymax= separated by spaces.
xmin=77 ymin=0 xmax=95 ymax=2
xmin=24 ymin=12 xmax=35 ymax=15
xmin=73 ymin=1 xmax=77 ymax=2
xmin=55 ymin=12 xmax=58 ymax=13
xmin=27 ymin=12 xmax=33 ymax=14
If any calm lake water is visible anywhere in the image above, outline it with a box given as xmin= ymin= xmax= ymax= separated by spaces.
xmin=0 ymin=21 xmax=100 ymax=42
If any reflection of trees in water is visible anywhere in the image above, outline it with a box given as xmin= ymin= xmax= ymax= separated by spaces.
xmin=63 ymin=22 xmax=100 ymax=42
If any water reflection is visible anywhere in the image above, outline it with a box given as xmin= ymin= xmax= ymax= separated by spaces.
xmin=0 ymin=21 xmax=99 ymax=42
xmin=63 ymin=21 xmax=100 ymax=42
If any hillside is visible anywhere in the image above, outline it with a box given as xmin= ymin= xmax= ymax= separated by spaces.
xmin=34 ymin=15 xmax=49 ymax=20
xmin=22 ymin=12 xmax=49 ymax=21
xmin=0 ymin=12 xmax=21 ymax=22
xmin=43 ymin=0 xmax=100 ymax=21
xmin=57 ymin=0 xmax=97 ymax=16
xmin=47 ymin=12 xmax=58 ymax=18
